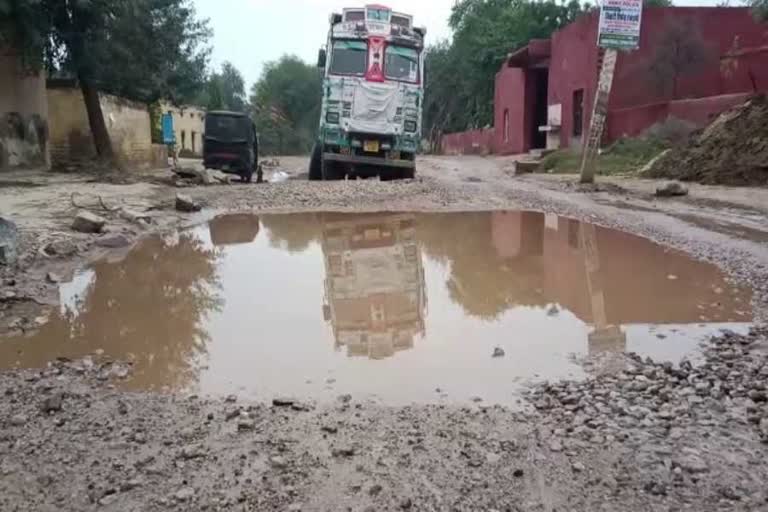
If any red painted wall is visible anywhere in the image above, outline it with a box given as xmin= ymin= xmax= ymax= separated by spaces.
xmin=547 ymin=7 xmax=767 ymax=149
xmin=440 ymin=128 xmax=495 ymax=155
xmin=441 ymin=7 xmax=768 ymax=155
xmin=548 ymin=12 xmax=601 ymax=150
xmin=607 ymin=92 xmax=752 ymax=140
xmin=611 ymin=8 xmax=768 ymax=109
xmin=494 ymin=67 xmax=538 ymax=154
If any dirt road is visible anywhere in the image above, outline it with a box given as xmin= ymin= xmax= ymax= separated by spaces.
xmin=2 ymin=156 xmax=768 ymax=511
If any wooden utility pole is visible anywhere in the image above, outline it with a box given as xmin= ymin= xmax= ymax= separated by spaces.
xmin=579 ymin=48 xmax=618 ymax=184
xmin=579 ymin=0 xmax=642 ymax=183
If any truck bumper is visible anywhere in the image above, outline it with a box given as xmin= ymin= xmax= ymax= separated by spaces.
xmin=323 ymin=153 xmax=415 ymax=169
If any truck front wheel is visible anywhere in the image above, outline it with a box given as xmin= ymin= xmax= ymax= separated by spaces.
xmin=308 ymin=144 xmax=322 ymax=181
xmin=321 ymin=156 xmax=345 ymax=181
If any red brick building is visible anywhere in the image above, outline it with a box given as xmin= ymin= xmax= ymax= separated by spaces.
xmin=442 ymin=7 xmax=768 ymax=155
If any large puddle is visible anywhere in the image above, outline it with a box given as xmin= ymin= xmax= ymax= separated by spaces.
xmin=0 ymin=212 xmax=752 ymax=405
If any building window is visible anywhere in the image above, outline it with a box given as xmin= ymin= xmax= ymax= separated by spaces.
xmin=181 ymin=130 xmax=186 ymax=150
xmin=191 ymin=132 xmax=196 ymax=153
xmin=503 ymin=109 xmax=510 ymax=143
xmin=573 ymin=89 xmax=584 ymax=137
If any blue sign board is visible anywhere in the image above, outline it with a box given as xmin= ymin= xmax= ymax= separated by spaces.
xmin=162 ymin=113 xmax=175 ymax=144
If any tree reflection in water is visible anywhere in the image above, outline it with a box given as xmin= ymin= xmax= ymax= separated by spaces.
xmin=260 ymin=213 xmax=321 ymax=253
xmin=0 ymin=233 xmax=223 ymax=392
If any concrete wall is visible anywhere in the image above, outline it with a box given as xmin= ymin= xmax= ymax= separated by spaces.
xmin=48 ymin=87 xmax=155 ymax=166
xmin=0 ymin=50 xmax=49 ymax=171
xmin=161 ymin=103 xmax=205 ymax=156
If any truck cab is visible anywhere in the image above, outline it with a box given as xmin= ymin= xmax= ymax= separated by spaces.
xmin=310 ymin=5 xmax=426 ymax=181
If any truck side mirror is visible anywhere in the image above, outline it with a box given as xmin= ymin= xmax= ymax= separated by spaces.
xmin=317 ymin=48 xmax=327 ymax=69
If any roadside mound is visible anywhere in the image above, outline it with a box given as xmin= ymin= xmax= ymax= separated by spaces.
xmin=644 ymin=95 xmax=768 ymax=186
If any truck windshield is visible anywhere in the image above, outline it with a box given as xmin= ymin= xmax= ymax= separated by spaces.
xmin=385 ymin=45 xmax=419 ymax=83
xmin=330 ymin=40 xmax=367 ymax=75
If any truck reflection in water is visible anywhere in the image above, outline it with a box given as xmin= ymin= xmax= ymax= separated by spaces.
xmin=320 ymin=213 xmax=427 ymax=360
xmin=208 ymin=214 xmax=260 ymax=246
xmin=0 ymin=211 xmax=752 ymax=403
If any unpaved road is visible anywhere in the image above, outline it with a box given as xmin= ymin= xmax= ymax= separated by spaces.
xmin=2 ymin=155 xmax=768 ymax=511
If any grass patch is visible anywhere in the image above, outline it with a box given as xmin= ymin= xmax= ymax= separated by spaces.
xmin=540 ymin=137 xmax=669 ymax=176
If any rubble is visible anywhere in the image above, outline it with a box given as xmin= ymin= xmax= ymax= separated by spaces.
xmin=174 ymin=167 xmax=232 ymax=186
xmin=0 ymin=217 xmax=18 ymax=265
xmin=655 ymin=181 xmax=688 ymax=197
xmin=95 ymin=233 xmax=132 ymax=249
xmin=175 ymin=194 xmax=201 ymax=213
xmin=527 ymin=326 xmax=768 ymax=450
xmin=43 ymin=239 xmax=78 ymax=257
xmin=513 ymin=160 xmax=541 ymax=175
xmin=71 ymin=211 xmax=107 ymax=233
xmin=117 ymin=208 xmax=153 ymax=225
xmin=645 ymin=94 xmax=768 ymax=185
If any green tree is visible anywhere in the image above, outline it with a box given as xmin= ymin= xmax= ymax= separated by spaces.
xmin=752 ymin=0 xmax=768 ymax=21
xmin=250 ymin=55 xmax=323 ymax=155
xmin=0 ymin=0 xmax=211 ymax=163
xmin=200 ymin=61 xmax=247 ymax=112
xmin=424 ymin=0 xmax=589 ymax=137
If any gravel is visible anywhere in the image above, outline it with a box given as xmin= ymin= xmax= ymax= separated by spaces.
xmin=1 ymin=156 xmax=768 ymax=510
xmin=1 ymin=328 xmax=767 ymax=511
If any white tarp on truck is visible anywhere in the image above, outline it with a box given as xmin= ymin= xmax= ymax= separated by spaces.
xmin=349 ymin=81 xmax=400 ymax=134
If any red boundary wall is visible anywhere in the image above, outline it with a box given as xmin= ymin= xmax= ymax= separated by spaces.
xmin=606 ymin=92 xmax=752 ymax=141
xmin=444 ymin=93 xmax=755 ymax=155
xmin=440 ymin=128 xmax=495 ymax=155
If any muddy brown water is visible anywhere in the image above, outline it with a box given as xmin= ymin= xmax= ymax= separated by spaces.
xmin=0 ymin=212 xmax=753 ymax=405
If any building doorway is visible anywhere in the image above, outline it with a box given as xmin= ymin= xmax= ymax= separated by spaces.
xmin=530 ymin=68 xmax=549 ymax=150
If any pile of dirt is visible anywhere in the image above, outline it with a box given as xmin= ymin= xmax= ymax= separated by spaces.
xmin=644 ymin=94 xmax=768 ymax=186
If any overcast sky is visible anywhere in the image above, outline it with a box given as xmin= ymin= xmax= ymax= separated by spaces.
xmin=193 ymin=0 xmax=455 ymax=90
xmin=194 ymin=0 xmax=723 ymax=90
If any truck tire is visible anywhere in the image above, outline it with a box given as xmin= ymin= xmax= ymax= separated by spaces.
xmin=308 ymin=144 xmax=322 ymax=181
xmin=402 ymin=167 xmax=415 ymax=180
xmin=321 ymin=156 xmax=344 ymax=181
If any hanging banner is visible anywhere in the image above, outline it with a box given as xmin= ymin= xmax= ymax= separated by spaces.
xmin=598 ymin=0 xmax=642 ymax=50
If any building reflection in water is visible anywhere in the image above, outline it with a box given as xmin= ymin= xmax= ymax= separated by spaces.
xmin=320 ymin=213 xmax=427 ymax=360
xmin=488 ymin=211 xmax=748 ymax=353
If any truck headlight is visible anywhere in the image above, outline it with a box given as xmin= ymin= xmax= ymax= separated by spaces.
xmin=404 ymin=120 xmax=417 ymax=133
xmin=326 ymin=112 xmax=340 ymax=124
